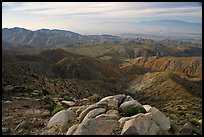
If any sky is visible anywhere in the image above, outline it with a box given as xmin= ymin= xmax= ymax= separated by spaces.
xmin=2 ymin=2 xmax=202 ymax=34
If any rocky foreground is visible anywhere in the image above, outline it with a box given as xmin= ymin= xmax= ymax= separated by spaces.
xmin=43 ymin=94 xmax=202 ymax=135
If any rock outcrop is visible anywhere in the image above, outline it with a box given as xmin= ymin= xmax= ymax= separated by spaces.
xmin=47 ymin=109 xmax=77 ymax=132
xmin=47 ymin=94 xmax=173 ymax=135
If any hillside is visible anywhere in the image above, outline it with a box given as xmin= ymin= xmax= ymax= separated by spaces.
xmin=127 ymin=71 xmax=202 ymax=128
xmin=2 ymin=29 xmax=202 ymax=135
xmin=121 ymin=56 xmax=202 ymax=79
xmin=2 ymin=27 xmax=121 ymax=47
xmin=64 ymin=41 xmax=202 ymax=65
xmin=2 ymin=48 xmax=129 ymax=98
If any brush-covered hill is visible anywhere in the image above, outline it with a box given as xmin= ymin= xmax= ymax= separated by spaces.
xmin=3 ymin=48 xmax=128 ymax=82
xmin=121 ymin=56 xmax=202 ymax=79
xmin=2 ymin=48 xmax=130 ymax=99
xmin=65 ymin=42 xmax=202 ymax=65
xmin=2 ymin=27 xmax=121 ymax=47
xmin=127 ymin=71 xmax=202 ymax=128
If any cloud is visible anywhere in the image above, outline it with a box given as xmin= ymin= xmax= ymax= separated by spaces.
xmin=2 ymin=2 xmax=202 ymax=34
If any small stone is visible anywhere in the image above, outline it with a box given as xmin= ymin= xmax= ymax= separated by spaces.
xmin=61 ymin=101 xmax=75 ymax=107
xmin=2 ymin=127 xmax=10 ymax=134
xmin=14 ymin=120 xmax=27 ymax=131
xmin=3 ymin=100 xmax=12 ymax=104
xmin=143 ymin=104 xmax=152 ymax=112
xmin=42 ymin=110 xmax=50 ymax=117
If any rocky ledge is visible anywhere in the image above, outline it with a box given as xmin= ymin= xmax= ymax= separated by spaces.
xmin=45 ymin=94 xmax=186 ymax=135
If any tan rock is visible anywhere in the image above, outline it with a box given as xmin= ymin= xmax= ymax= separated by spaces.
xmin=143 ymin=104 xmax=152 ymax=112
xmin=66 ymin=124 xmax=79 ymax=135
xmin=119 ymin=99 xmax=142 ymax=113
xmin=148 ymin=107 xmax=171 ymax=132
xmin=73 ymin=118 xmax=119 ymax=135
xmin=82 ymin=108 xmax=106 ymax=122
xmin=121 ymin=113 xmax=160 ymax=135
xmin=78 ymin=103 xmax=108 ymax=122
xmin=47 ymin=109 xmax=77 ymax=132
xmin=76 ymin=105 xmax=89 ymax=116
xmin=61 ymin=101 xmax=75 ymax=107
xmin=95 ymin=109 xmax=120 ymax=120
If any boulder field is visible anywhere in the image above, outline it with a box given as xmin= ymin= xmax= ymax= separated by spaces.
xmin=46 ymin=94 xmax=175 ymax=135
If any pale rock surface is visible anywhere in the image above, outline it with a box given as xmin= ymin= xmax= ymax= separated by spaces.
xmin=98 ymin=94 xmax=126 ymax=106
xmin=78 ymin=102 xmax=108 ymax=122
xmin=66 ymin=124 xmax=79 ymax=135
xmin=143 ymin=104 xmax=152 ymax=112
xmin=119 ymin=99 xmax=142 ymax=113
xmin=67 ymin=106 xmax=79 ymax=114
xmin=82 ymin=108 xmax=106 ymax=122
xmin=97 ymin=98 xmax=118 ymax=110
xmin=148 ymin=107 xmax=171 ymax=132
xmin=47 ymin=109 xmax=77 ymax=132
xmin=76 ymin=105 xmax=89 ymax=116
xmin=72 ymin=118 xmax=118 ymax=135
xmin=95 ymin=109 xmax=120 ymax=120
xmin=121 ymin=113 xmax=160 ymax=135
xmin=123 ymin=95 xmax=134 ymax=102
xmin=61 ymin=101 xmax=75 ymax=107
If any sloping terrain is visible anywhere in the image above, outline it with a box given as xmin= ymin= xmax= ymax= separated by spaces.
xmin=64 ymin=42 xmax=202 ymax=65
xmin=127 ymin=71 xmax=202 ymax=128
xmin=2 ymin=31 xmax=202 ymax=135
xmin=2 ymin=28 xmax=121 ymax=47
xmin=121 ymin=56 xmax=202 ymax=79
xmin=2 ymin=48 xmax=129 ymax=97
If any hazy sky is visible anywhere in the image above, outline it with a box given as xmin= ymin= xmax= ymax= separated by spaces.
xmin=2 ymin=2 xmax=202 ymax=34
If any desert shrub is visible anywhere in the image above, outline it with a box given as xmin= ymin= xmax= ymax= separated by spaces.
xmin=192 ymin=127 xmax=198 ymax=134
xmin=168 ymin=123 xmax=178 ymax=134
xmin=190 ymin=118 xmax=200 ymax=127
xmin=88 ymin=94 xmax=101 ymax=103
xmin=63 ymin=95 xmax=71 ymax=101
xmin=42 ymin=88 xmax=50 ymax=96
xmin=37 ymin=90 xmax=44 ymax=96
xmin=37 ymin=88 xmax=50 ymax=96
xmin=124 ymin=106 xmax=147 ymax=117
xmin=45 ymin=103 xmax=55 ymax=114
xmin=51 ymin=106 xmax=64 ymax=116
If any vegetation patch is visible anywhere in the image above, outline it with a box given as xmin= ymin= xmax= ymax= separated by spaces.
xmin=87 ymin=94 xmax=101 ymax=103
xmin=37 ymin=88 xmax=50 ymax=96
xmin=51 ymin=106 xmax=64 ymax=116
xmin=124 ymin=106 xmax=147 ymax=117
xmin=63 ymin=95 xmax=71 ymax=101
xmin=190 ymin=118 xmax=200 ymax=127
xmin=168 ymin=123 xmax=178 ymax=134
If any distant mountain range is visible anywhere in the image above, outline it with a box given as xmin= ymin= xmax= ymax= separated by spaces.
xmin=2 ymin=19 xmax=202 ymax=48
xmin=115 ymin=20 xmax=202 ymax=43
xmin=2 ymin=27 xmax=121 ymax=47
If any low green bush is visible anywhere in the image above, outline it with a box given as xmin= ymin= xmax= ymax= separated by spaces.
xmin=63 ymin=95 xmax=71 ymax=101
xmin=88 ymin=94 xmax=101 ymax=103
xmin=51 ymin=106 xmax=64 ymax=116
xmin=192 ymin=127 xmax=198 ymax=134
xmin=37 ymin=88 xmax=50 ymax=96
xmin=42 ymin=88 xmax=50 ymax=96
xmin=168 ymin=123 xmax=178 ymax=134
xmin=124 ymin=106 xmax=147 ymax=117
xmin=190 ymin=118 xmax=200 ymax=127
